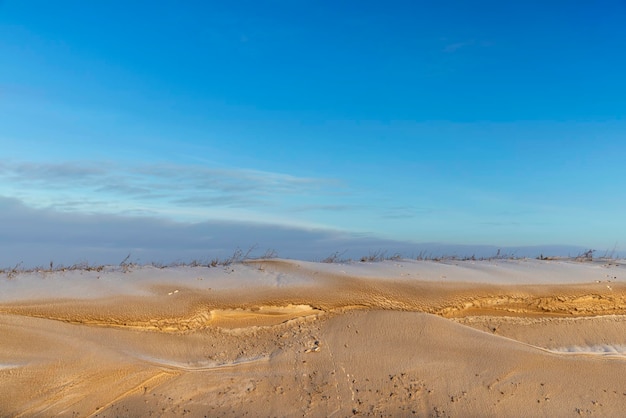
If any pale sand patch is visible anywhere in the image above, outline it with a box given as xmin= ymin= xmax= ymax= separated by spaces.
xmin=454 ymin=314 xmax=626 ymax=351
xmin=208 ymin=304 xmax=323 ymax=328
xmin=2 ymin=258 xmax=626 ymax=416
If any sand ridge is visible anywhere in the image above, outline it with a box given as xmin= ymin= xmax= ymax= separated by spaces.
xmin=2 ymin=279 xmax=626 ymax=331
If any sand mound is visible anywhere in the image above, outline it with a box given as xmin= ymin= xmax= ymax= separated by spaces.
xmin=2 ymin=258 xmax=626 ymax=416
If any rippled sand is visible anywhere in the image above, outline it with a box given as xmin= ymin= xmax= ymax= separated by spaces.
xmin=1 ymin=258 xmax=626 ymax=417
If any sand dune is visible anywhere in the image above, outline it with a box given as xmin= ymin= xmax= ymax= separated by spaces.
xmin=1 ymin=258 xmax=626 ymax=416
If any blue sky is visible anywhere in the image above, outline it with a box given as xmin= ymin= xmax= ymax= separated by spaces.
xmin=1 ymin=1 xmax=626 ymax=264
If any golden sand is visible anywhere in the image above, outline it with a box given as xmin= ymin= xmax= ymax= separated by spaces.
xmin=1 ymin=259 xmax=626 ymax=417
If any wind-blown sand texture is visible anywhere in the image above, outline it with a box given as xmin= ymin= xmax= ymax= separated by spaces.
xmin=1 ymin=258 xmax=626 ymax=417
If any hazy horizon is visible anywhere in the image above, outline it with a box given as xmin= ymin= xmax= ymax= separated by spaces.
xmin=2 ymin=195 xmax=620 ymax=269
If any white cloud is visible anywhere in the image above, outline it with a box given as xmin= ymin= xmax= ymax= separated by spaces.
xmin=0 ymin=160 xmax=342 ymax=222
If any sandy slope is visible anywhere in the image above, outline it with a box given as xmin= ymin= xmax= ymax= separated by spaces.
xmin=1 ymin=258 xmax=626 ymax=417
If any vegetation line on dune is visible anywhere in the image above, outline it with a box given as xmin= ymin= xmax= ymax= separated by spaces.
xmin=2 ymin=247 xmax=622 ymax=280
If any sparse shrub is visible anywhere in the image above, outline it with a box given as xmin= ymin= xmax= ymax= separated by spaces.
xmin=119 ymin=253 xmax=135 ymax=273
xmin=321 ymin=251 xmax=346 ymax=263
xmin=222 ymin=245 xmax=257 ymax=266
xmin=260 ymin=248 xmax=278 ymax=259
xmin=5 ymin=262 xmax=23 ymax=280
xmin=360 ymin=251 xmax=403 ymax=262
xmin=575 ymin=249 xmax=595 ymax=262
xmin=360 ymin=250 xmax=386 ymax=262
